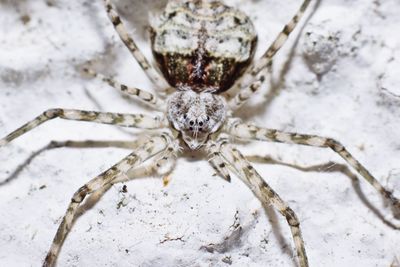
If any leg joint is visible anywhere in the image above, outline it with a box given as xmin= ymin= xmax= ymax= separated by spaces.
xmin=71 ymin=185 xmax=89 ymax=203
xmin=44 ymin=108 xmax=63 ymax=119
xmin=325 ymin=138 xmax=344 ymax=152
xmin=283 ymin=207 xmax=300 ymax=227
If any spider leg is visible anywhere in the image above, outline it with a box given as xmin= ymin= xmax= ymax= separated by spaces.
xmin=83 ymin=68 xmax=166 ymax=110
xmin=208 ymin=139 xmax=308 ymax=267
xmin=147 ymin=139 xmax=179 ymax=177
xmin=251 ymin=0 xmax=312 ymax=77
xmin=43 ymin=133 xmax=170 ymax=267
xmin=0 ymin=109 xmax=168 ymax=146
xmin=228 ymin=71 xmax=267 ymax=111
xmin=229 ymin=0 xmax=312 ymax=109
xmin=227 ymin=119 xmax=400 ymax=218
xmin=103 ymin=0 xmax=169 ymax=91
xmin=207 ymin=141 xmax=232 ymax=182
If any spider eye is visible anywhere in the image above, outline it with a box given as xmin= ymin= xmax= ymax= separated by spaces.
xmin=206 ymin=116 xmax=210 ymax=121
xmin=189 ymin=120 xmax=194 ymax=126
xmin=199 ymin=121 xmax=203 ymax=126
xmin=183 ymin=114 xmax=187 ymax=119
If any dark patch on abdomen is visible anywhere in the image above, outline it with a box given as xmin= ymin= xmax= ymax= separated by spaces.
xmin=152 ymin=38 xmax=257 ymax=93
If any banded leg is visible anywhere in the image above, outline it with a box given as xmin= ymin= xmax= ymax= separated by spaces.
xmin=83 ymin=68 xmax=166 ymax=110
xmin=227 ymin=119 xmax=400 ymax=217
xmin=207 ymin=141 xmax=232 ymax=182
xmin=230 ymin=0 xmax=312 ymax=108
xmin=150 ymin=139 xmax=179 ymax=176
xmin=250 ymin=0 xmax=312 ymax=77
xmin=103 ymin=0 xmax=168 ymax=90
xmin=43 ymin=134 xmax=170 ymax=267
xmin=211 ymin=140 xmax=308 ymax=267
xmin=228 ymin=71 xmax=267 ymax=111
xmin=0 ymin=109 xmax=168 ymax=146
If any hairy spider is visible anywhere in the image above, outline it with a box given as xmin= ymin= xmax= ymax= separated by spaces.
xmin=1 ymin=0 xmax=399 ymax=266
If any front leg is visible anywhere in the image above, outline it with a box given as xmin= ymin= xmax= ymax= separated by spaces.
xmin=226 ymin=119 xmax=400 ymax=218
xmin=0 ymin=109 xmax=168 ymax=146
xmin=44 ymin=134 xmax=169 ymax=267
xmin=208 ymin=139 xmax=309 ymax=267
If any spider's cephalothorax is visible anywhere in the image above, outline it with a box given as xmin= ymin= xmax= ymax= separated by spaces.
xmin=167 ymin=90 xmax=226 ymax=149
xmin=150 ymin=0 xmax=257 ymax=93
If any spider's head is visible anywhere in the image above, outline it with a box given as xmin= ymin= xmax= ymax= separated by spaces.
xmin=167 ymin=90 xmax=227 ymax=150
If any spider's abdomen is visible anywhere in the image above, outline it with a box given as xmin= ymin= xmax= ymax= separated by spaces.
xmin=150 ymin=0 xmax=257 ymax=93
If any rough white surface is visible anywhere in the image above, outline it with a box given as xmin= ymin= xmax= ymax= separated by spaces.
xmin=0 ymin=0 xmax=400 ymax=266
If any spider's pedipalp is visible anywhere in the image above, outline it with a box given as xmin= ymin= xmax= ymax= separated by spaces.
xmin=206 ymin=140 xmax=231 ymax=182
xmin=152 ymin=139 xmax=180 ymax=176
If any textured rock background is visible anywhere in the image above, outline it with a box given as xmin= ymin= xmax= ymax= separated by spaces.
xmin=0 ymin=0 xmax=399 ymax=266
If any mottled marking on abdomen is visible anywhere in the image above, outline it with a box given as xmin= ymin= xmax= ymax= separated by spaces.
xmin=151 ymin=0 xmax=257 ymax=93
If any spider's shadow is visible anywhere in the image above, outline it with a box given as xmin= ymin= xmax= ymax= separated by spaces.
xmin=245 ymin=154 xmax=400 ymax=252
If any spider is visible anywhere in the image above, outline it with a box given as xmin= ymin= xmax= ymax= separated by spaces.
xmin=1 ymin=0 xmax=399 ymax=266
